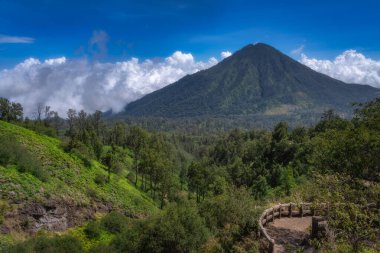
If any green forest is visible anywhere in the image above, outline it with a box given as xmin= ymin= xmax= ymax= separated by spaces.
xmin=0 ymin=96 xmax=379 ymax=253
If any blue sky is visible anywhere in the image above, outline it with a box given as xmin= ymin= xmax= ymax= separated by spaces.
xmin=1 ymin=0 xmax=380 ymax=116
xmin=1 ymin=0 xmax=380 ymax=68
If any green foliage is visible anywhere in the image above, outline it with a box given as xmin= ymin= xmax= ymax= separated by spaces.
xmin=84 ymin=221 xmax=102 ymax=239
xmin=0 ymin=97 xmax=23 ymax=122
xmin=313 ymin=109 xmax=351 ymax=133
xmin=354 ymin=97 xmax=380 ymax=131
xmin=279 ymin=165 xmax=296 ymax=196
xmin=0 ymin=120 xmax=156 ymax=215
xmin=109 ymin=201 xmax=209 ymax=253
xmin=311 ymin=127 xmax=380 ymax=180
xmin=187 ymin=160 xmax=217 ymax=202
xmin=0 ymin=135 xmax=48 ymax=181
xmin=94 ymin=173 xmax=108 ymax=185
xmin=100 ymin=212 xmax=129 ymax=234
xmin=199 ymin=187 xmax=261 ymax=252
xmin=251 ymin=175 xmax=269 ymax=200
xmin=0 ymin=234 xmax=13 ymax=253
xmin=295 ymin=174 xmax=380 ymax=252
xmin=328 ymin=203 xmax=378 ymax=252
xmin=9 ymin=235 xmax=83 ymax=253
xmin=19 ymin=119 xmax=59 ymax=137
xmin=202 ymin=187 xmax=260 ymax=230
xmin=2 ymin=95 xmax=380 ymax=252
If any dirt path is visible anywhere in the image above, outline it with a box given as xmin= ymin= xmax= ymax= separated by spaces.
xmin=265 ymin=217 xmax=313 ymax=252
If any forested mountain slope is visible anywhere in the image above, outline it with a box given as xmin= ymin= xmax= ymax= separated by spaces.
xmin=121 ymin=43 xmax=379 ymax=119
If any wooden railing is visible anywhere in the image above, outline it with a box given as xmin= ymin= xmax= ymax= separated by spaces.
xmin=259 ymin=202 xmax=314 ymax=252
xmin=259 ymin=202 xmax=380 ymax=253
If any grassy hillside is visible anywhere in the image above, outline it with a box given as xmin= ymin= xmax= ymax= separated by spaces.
xmin=0 ymin=121 xmax=156 ymax=237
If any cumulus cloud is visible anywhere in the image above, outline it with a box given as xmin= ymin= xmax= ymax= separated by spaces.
xmin=0 ymin=34 xmax=34 ymax=44
xmin=221 ymin=51 xmax=232 ymax=59
xmin=0 ymin=52 xmax=220 ymax=117
xmin=300 ymin=50 xmax=380 ymax=88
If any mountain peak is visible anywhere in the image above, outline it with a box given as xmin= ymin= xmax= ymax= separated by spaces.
xmin=121 ymin=44 xmax=379 ymax=121
xmin=230 ymin=42 xmax=285 ymax=64
xmin=239 ymin=43 xmax=277 ymax=52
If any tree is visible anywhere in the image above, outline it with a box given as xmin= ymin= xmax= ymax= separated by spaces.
xmin=111 ymin=122 xmax=127 ymax=147
xmin=0 ymin=97 xmax=23 ymax=122
xmin=353 ymin=97 xmax=380 ymax=130
xmin=314 ymin=109 xmax=350 ymax=133
xmin=328 ymin=203 xmax=377 ymax=253
xmin=272 ymin=122 xmax=288 ymax=143
xmin=187 ymin=160 xmax=215 ymax=202
xmin=36 ymin=102 xmax=44 ymax=121
xmin=251 ymin=175 xmax=269 ymax=200
xmin=9 ymin=101 xmax=23 ymax=121
xmin=101 ymin=149 xmax=114 ymax=182
xmin=127 ymin=126 xmax=149 ymax=185
xmin=140 ymin=202 xmax=209 ymax=253
xmin=279 ymin=165 xmax=296 ymax=196
xmin=66 ymin=109 xmax=77 ymax=138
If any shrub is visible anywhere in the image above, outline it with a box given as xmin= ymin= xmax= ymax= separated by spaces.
xmin=9 ymin=235 xmax=83 ymax=253
xmin=94 ymin=173 xmax=108 ymax=185
xmin=101 ymin=212 xmax=128 ymax=234
xmin=84 ymin=221 xmax=101 ymax=239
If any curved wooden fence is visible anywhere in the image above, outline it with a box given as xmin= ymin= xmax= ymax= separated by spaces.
xmin=259 ymin=202 xmax=380 ymax=253
xmin=259 ymin=202 xmax=314 ymax=252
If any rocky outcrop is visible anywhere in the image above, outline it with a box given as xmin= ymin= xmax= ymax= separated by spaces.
xmin=0 ymin=198 xmax=112 ymax=234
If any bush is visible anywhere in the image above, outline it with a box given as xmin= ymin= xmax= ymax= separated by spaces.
xmin=109 ymin=201 xmax=210 ymax=253
xmin=100 ymin=212 xmax=128 ymax=234
xmin=84 ymin=221 xmax=101 ymax=239
xmin=9 ymin=235 xmax=83 ymax=253
xmin=145 ymin=202 xmax=209 ymax=253
xmin=94 ymin=173 xmax=108 ymax=185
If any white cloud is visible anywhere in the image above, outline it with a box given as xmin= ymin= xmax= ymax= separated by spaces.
xmin=44 ymin=57 xmax=67 ymax=65
xmin=221 ymin=51 xmax=232 ymax=59
xmin=300 ymin=50 xmax=380 ymax=88
xmin=0 ymin=34 xmax=34 ymax=44
xmin=291 ymin=45 xmax=304 ymax=55
xmin=0 ymin=52 xmax=220 ymax=117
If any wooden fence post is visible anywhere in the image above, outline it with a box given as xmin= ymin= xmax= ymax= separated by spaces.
xmin=311 ymin=216 xmax=319 ymax=238
xmin=289 ymin=204 xmax=292 ymax=217
xmin=268 ymin=239 xmax=274 ymax=253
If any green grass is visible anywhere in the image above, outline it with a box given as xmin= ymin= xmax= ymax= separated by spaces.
xmin=68 ymin=224 xmax=114 ymax=252
xmin=0 ymin=120 xmax=157 ymax=215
